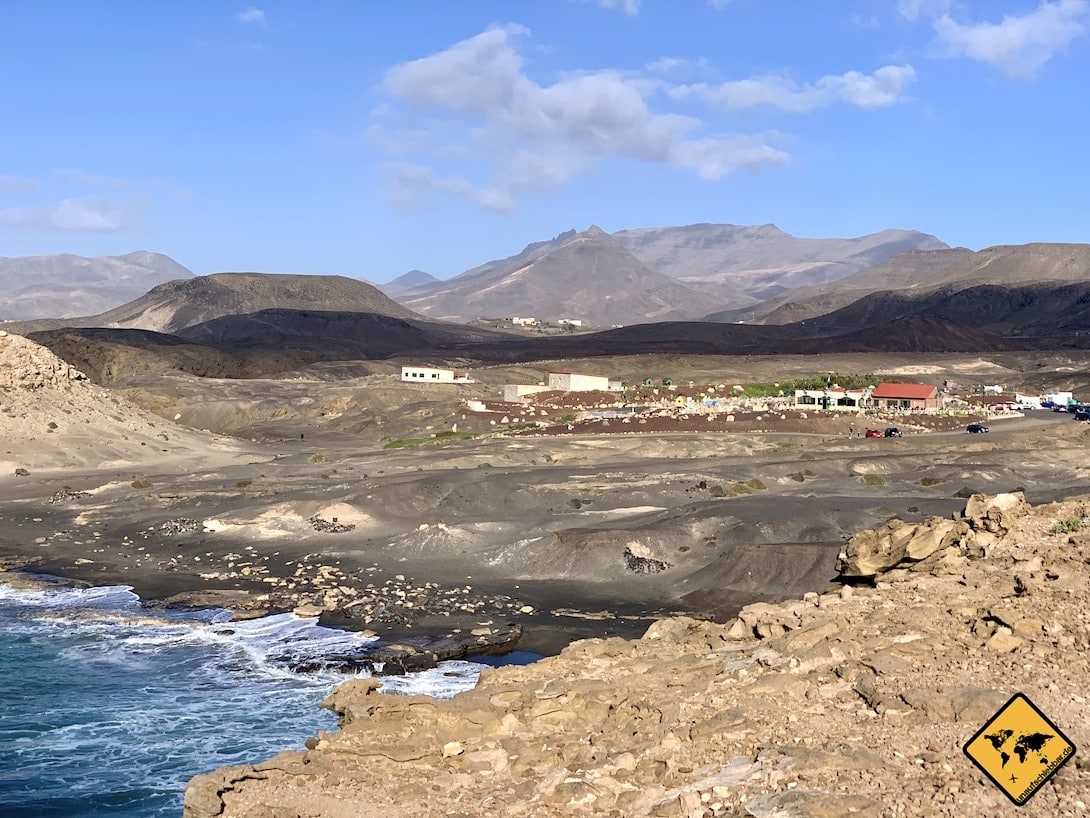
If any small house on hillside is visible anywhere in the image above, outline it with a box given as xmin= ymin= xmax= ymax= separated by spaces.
xmin=547 ymin=372 xmax=617 ymax=392
xmin=869 ymin=382 xmax=940 ymax=410
xmin=401 ymin=365 xmax=474 ymax=384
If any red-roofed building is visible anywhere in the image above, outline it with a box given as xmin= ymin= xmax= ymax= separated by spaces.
xmin=869 ymin=382 xmax=940 ymax=410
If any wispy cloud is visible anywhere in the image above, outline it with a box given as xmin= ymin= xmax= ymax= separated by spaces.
xmin=53 ymin=169 xmax=131 ymax=189
xmin=0 ymin=175 xmax=38 ymax=196
xmin=586 ymin=0 xmax=641 ymax=14
xmin=672 ymin=65 xmax=917 ymax=112
xmin=0 ymin=197 xmax=128 ymax=233
xmin=896 ymin=0 xmax=953 ymax=22
xmin=233 ymin=6 xmax=266 ymax=26
xmin=376 ymin=25 xmax=792 ymax=212
xmin=933 ymin=0 xmax=1088 ymax=77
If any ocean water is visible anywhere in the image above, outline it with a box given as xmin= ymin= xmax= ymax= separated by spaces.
xmin=0 ymin=581 xmax=492 ymax=818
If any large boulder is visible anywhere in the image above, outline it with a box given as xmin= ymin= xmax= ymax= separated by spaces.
xmin=962 ymin=490 xmax=1029 ymax=534
xmin=836 ymin=516 xmax=970 ymax=578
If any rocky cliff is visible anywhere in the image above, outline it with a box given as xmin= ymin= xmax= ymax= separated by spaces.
xmin=185 ymin=492 xmax=1089 ymax=817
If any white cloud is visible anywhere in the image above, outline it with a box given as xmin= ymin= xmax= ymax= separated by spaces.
xmin=589 ymin=0 xmax=641 ymax=14
xmin=897 ymin=0 xmax=953 ymax=22
xmin=234 ymin=7 xmax=266 ymax=26
xmin=933 ymin=0 xmax=1088 ymax=77
xmin=0 ymin=197 xmax=126 ymax=232
xmin=675 ymin=65 xmax=917 ymax=112
xmin=378 ymin=25 xmax=791 ymax=211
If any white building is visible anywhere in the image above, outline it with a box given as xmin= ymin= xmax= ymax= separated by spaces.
xmin=793 ymin=387 xmax=868 ymax=412
xmin=401 ymin=366 xmax=474 ymax=384
xmin=547 ymin=371 xmax=612 ymax=392
xmin=557 ymin=318 xmax=583 ymax=327
xmin=511 ymin=316 xmax=538 ymax=326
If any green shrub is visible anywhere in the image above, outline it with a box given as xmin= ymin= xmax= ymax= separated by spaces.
xmin=236 ymin=479 xmax=252 ymax=489
xmin=1050 ymin=517 xmax=1084 ymax=534
xmin=861 ymin=474 xmax=886 ymax=486
xmin=745 ymin=478 xmax=767 ymax=491
xmin=131 ymin=479 xmax=151 ymax=489
xmin=384 ymin=431 xmax=476 ymax=449
xmin=918 ymin=477 xmax=946 ymax=486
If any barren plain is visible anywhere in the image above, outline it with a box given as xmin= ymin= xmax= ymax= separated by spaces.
xmin=4 ymin=341 xmax=1089 ymax=657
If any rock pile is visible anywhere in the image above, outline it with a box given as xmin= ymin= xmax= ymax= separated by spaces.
xmin=46 ymin=489 xmax=90 ymax=504
xmin=185 ymin=492 xmax=1090 ymax=817
xmin=0 ymin=331 xmax=87 ymax=390
xmin=309 ymin=515 xmax=356 ymax=533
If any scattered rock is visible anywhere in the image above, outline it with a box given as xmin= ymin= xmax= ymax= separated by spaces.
xmin=309 ymin=515 xmax=356 ymax=533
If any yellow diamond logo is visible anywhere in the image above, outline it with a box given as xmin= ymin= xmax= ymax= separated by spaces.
xmin=964 ymin=692 xmax=1076 ymax=805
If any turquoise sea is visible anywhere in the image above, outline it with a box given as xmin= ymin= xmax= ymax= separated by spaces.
xmin=0 ymin=581 xmax=490 ymax=818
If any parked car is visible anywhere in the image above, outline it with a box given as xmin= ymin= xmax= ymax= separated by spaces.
xmin=966 ymin=423 xmax=989 ymax=433
xmin=883 ymin=427 xmax=902 ymax=438
xmin=1074 ymin=406 xmax=1090 ymax=421
xmin=864 ymin=428 xmax=882 ymax=438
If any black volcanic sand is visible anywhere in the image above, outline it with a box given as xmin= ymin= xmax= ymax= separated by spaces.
xmin=3 ymin=405 xmax=1087 ymax=661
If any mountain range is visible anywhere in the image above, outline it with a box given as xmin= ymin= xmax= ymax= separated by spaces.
xmin=388 ymin=224 xmax=949 ymax=325
xmin=6 ymin=222 xmax=1090 ymax=381
xmin=0 ymin=251 xmax=192 ymax=322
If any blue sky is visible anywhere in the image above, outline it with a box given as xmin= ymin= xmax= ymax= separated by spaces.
xmin=1 ymin=1 xmax=1087 ymax=282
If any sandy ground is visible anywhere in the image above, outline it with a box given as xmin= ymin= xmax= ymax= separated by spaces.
xmin=4 ymin=347 xmax=1090 ymax=655
xmin=3 ymin=411 xmax=1087 ymax=654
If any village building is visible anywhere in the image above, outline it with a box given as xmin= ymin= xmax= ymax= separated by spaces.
xmin=793 ymin=387 xmax=867 ymax=412
xmin=546 ymin=372 xmax=619 ymax=392
xmin=556 ymin=318 xmax=583 ymax=327
xmin=511 ymin=316 xmax=538 ymax=326
xmin=400 ymin=365 xmax=474 ymax=384
xmin=868 ymin=382 xmax=941 ymax=411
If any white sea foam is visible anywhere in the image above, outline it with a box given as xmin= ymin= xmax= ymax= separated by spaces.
xmin=0 ymin=579 xmax=489 ymax=694
xmin=0 ymin=579 xmax=497 ymax=817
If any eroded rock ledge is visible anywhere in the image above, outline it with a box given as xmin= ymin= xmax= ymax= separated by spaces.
xmin=185 ymin=493 xmax=1090 ymax=817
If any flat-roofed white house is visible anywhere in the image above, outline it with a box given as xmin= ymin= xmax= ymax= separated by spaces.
xmin=557 ymin=318 xmax=583 ymax=327
xmin=401 ymin=365 xmax=474 ymax=384
xmin=794 ymin=387 xmax=868 ymax=411
xmin=547 ymin=371 xmax=613 ymax=392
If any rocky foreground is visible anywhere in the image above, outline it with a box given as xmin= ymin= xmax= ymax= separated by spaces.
xmin=185 ymin=492 xmax=1089 ymax=817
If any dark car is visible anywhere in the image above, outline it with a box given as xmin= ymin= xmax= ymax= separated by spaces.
xmin=883 ymin=427 xmax=902 ymax=438
xmin=864 ymin=428 xmax=882 ymax=438
xmin=1074 ymin=407 xmax=1090 ymax=421
xmin=966 ymin=423 xmax=989 ymax=433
